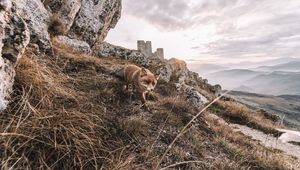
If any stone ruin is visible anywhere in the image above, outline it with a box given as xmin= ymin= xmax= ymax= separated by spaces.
xmin=137 ymin=40 xmax=164 ymax=60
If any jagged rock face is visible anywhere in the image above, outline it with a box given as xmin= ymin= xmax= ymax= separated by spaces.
xmin=45 ymin=0 xmax=122 ymax=46
xmin=12 ymin=0 xmax=51 ymax=53
xmin=54 ymin=36 xmax=91 ymax=54
xmin=10 ymin=0 xmax=122 ymax=52
xmin=70 ymin=0 xmax=122 ymax=46
xmin=44 ymin=0 xmax=81 ymax=32
xmin=160 ymin=58 xmax=189 ymax=82
xmin=93 ymin=42 xmax=149 ymax=66
xmin=0 ymin=0 xmax=12 ymax=11
xmin=0 ymin=3 xmax=30 ymax=110
xmin=176 ymin=83 xmax=209 ymax=108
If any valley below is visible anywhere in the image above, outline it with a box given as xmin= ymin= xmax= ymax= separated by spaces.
xmin=227 ymin=91 xmax=300 ymax=129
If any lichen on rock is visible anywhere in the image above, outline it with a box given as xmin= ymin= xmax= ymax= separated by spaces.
xmin=0 ymin=2 xmax=30 ymax=110
xmin=93 ymin=42 xmax=150 ymax=66
xmin=54 ymin=35 xmax=91 ymax=54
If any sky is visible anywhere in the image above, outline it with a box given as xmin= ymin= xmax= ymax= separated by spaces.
xmin=106 ymin=0 xmax=300 ymax=64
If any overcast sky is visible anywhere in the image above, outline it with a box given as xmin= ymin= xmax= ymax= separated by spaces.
xmin=106 ymin=0 xmax=300 ymax=64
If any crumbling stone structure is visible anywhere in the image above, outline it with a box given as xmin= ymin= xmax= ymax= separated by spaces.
xmin=137 ymin=40 xmax=164 ymax=60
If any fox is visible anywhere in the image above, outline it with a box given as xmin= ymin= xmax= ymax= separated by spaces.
xmin=116 ymin=64 xmax=159 ymax=107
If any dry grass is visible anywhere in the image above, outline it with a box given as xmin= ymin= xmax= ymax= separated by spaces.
xmin=210 ymin=101 xmax=281 ymax=136
xmin=0 ymin=46 xmax=133 ymax=169
xmin=204 ymin=112 xmax=299 ymax=170
xmin=48 ymin=14 xmax=66 ymax=36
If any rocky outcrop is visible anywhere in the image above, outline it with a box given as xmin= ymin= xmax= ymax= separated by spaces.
xmin=74 ymin=0 xmax=121 ymax=46
xmin=54 ymin=36 xmax=91 ymax=54
xmin=0 ymin=2 xmax=30 ymax=110
xmin=176 ymin=83 xmax=209 ymax=108
xmin=159 ymin=58 xmax=222 ymax=108
xmin=13 ymin=0 xmax=51 ymax=53
xmin=44 ymin=0 xmax=81 ymax=32
xmin=93 ymin=42 xmax=149 ymax=66
xmin=159 ymin=58 xmax=189 ymax=82
xmin=45 ymin=0 xmax=122 ymax=46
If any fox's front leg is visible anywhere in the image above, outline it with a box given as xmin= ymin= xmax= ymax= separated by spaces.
xmin=139 ymin=91 xmax=147 ymax=107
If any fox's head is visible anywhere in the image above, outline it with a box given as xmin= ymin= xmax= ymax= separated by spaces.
xmin=139 ymin=68 xmax=159 ymax=92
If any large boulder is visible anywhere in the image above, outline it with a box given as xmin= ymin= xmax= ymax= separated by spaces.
xmin=70 ymin=0 xmax=122 ymax=46
xmin=0 ymin=2 xmax=30 ymax=110
xmin=176 ymin=83 xmax=209 ymax=108
xmin=54 ymin=36 xmax=91 ymax=54
xmin=93 ymin=42 xmax=149 ymax=66
xmin=160 ymin=58 xmax=189 ymax=82
xmin=44 ymin=0 xmax=81 ymax=32
xmin=45 ymin=0 xmax=122 ymax=46
xmin=12 ymin=0 xmax=51 ymax=53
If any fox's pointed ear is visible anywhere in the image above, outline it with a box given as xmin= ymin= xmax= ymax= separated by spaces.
xmin=140 ymin=68 xmax=147 ymax=76
xmin=155 ymin=74 xmax=160 ymax=80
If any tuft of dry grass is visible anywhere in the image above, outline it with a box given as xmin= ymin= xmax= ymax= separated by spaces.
xmin=48 ymin=14 xmax=66 ymax=36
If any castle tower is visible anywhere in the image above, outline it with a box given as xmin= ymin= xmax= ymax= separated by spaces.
xmin=137 ymin=40 xmax=146 ymax=52
xmin=145 ymin=41 xmax=152 ymax=57
xmin=156 ymin=48 xmax=164 ymax=60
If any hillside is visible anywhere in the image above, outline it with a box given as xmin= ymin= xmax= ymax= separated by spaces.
xmin=205 ymin=69 xmax=300 ymax=95
xmin=255 ymin=61 xmax=300 ymax=72
xmin=1 ymin=40 xmax=299 ymax=170
xmin=227 ymin=91 xmax=300 ymax=129
xmin=244 ymin=72 xmax=300 ymax=95
xmin=1 ymin=0 xmax=300 ymax=169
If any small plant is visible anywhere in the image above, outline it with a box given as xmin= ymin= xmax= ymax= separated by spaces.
xmin=48 ymin=14 xmax=66 ymax=36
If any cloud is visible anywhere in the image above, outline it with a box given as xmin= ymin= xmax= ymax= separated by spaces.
xmin=108 ymin=0 xmax=300 ymax=63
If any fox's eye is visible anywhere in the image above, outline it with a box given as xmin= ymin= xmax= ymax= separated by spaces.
xmin=152 ymin=82 xmax=155 ymax=86
xmin=144 ymin=80 xmax=151 ymax=84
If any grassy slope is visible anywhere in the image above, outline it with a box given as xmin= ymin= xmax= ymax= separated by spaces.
xmin=0 ymin=43 xmax=299 ymax=169
xmin=227 ymin=91 xmax=300 ymax=129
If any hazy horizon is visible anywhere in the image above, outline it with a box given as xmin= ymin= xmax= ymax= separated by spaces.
xmin=107 ymin=0 xmax=300 ymax=65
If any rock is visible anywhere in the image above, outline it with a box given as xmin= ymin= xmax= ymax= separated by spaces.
xmin=12 ymin=0 xmax=51 ymax=53
xmin=0 ymin=0 xmax=12 ymax=11
xmin=212 ymin=84 xmax=222 ymax=96
xmin=0 ymin=6 xmax=30 ymax=111
xmin=176 ymin=83 xmax=209 ymax=108
xmin=70 ymin=0 xmax=122 ymax=45
xmin=44 ymin=0 xmax=81 ymax=32
xmin=93 ymin=42 xmax=149 ymax=66
xmin=160 ymin=58 xmax=189 ymax=82
xmin=54 ymin=36 xmax=91 ymax=54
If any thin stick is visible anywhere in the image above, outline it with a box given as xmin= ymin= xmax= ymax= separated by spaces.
xmin=155 ymin=91 xmax=230 ymax=170
xmin=160 ymin=160 xmax=207 ymax=170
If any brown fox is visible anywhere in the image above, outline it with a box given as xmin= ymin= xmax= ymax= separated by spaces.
xmin=116 ymin=64 xmax=159 ymax=107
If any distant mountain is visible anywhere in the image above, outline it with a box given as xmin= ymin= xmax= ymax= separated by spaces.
xmin=244 ymin=72 xmax=300 ymax=95
xmin=227 ymin=91 xmax=300 ymax=129
xmin=254 ymin=61 xmax=300 ymax=72
xmin=205 ymin=69 xmax=264 ymax=90
xmin=234 ymin=85 xmax=254 ymax=92
xmin=187 ymin=63 xmax=228 ymax=76
xmin=223 ymin=57 xmax=300 ymax=69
